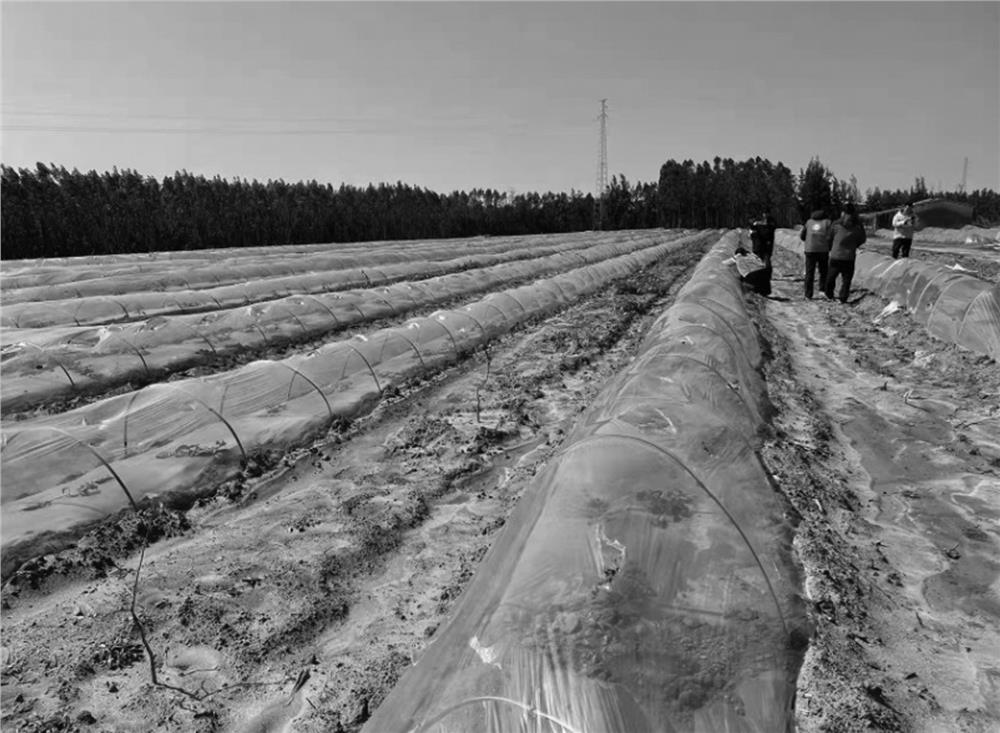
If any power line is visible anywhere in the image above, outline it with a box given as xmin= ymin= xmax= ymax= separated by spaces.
xmin=0 ymin=107 xmax=413 ymax=124
xmin=1 ymin=107 xmax=593 ymax=133
xmin=0 ymin=124 xmax=444 ymax=136
xmin=0 ymin=109 xmax=522 ymax=128
xmin=0 ymin=120 xmax=592 ymax=137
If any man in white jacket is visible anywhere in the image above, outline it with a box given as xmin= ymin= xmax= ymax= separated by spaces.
xmin=892 ymin=202 xmax=916 ymax=259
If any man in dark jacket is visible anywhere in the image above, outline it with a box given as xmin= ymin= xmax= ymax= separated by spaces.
xmin=799 ymin=209 xmax=833 ymax=299
xmin=734 ymin=236 xmax=771 ymax=296
xmin=825 ymin=204 xmax=867 ymax=303
xmin=750 ymin=212 xmax=777 ymax=262
xmin=745 ymin=212 xmax=777 ymax=295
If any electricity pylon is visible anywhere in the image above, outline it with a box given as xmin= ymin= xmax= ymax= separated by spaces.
xmin=594 ymin=99 xmax=608 ymax=230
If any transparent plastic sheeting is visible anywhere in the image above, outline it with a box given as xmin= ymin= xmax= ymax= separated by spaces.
xmin=0 ymin=232 xmax=561 ymax=293
xmin=0 ymin=239 xmax=422 ymax=281
xmin=0 ymin=232 xmax=688 ymax=412
xmin=0 ymin=231 xmax=625 ymax=304
xmin=0 ymin=234 xmax=590 ymax=327
xmin=775 ymin=230 xmax=1000 ymax=361
xmin=1 ymin=232 xmax=645 ymax=328
xmin=0 ymin=230 xmax=714 ymax=574
xmin=2 ymin=232 xmax=640 ymax=283
xmin=0 ymin=238 xmax=431 ymax=276
xmin=364 ymin=232 xmax=803 ymax=733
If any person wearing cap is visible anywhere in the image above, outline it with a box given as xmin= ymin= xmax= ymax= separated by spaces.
xmin=799 ymin=208 xmax=833 ymax=299
xmin=892 ymin=202 xmax=916 ymax=258
xmin=825 ymin=203 xmax=867 ymax=303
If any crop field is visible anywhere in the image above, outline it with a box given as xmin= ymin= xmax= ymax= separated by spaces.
xmin=2 ymin=228 xmax=999 ymax=733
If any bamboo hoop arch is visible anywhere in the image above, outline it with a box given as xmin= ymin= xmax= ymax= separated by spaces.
xmin=374 ymin=332 xmax=426 ymax=370
xmin=331 ymin=343 xmax=383 ymax=394
xmin=6 ymin=426 xmax=138 ymax=510
xmin=273 ymin=362 xmax=334 ymax=420
xmin=413 ymin=695 xmax=584 ymax=733
xmin=559 ymin=432 xmax=788 ymax=634
xmin=19 ymin=343 xmax=77 ymax=388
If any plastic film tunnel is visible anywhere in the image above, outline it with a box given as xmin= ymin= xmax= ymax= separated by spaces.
xmin=362 ymin=232 xmax=804 ymax=733
xmin=0 ymin=231 xmax=603 ymax=306
xmin=1 ymin=231 xmax=627 ymax=328
xmin=0 ymin=231 xmax=595 ymax=290
xmin=775 ymin=230 xmax=1000 ymax=361
xmin=0 ymin=231 xmax=715 ymax=577
xmin=0 ymin=233 xmax=685 ymax=412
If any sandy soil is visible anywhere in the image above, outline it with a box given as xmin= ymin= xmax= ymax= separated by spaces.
xmin=759 ymin=246 xmax=1000 ymax=732
xmin=3 ymin=236 xmax=999 ymax=733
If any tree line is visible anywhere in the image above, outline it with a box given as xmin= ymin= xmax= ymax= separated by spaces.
xmin=657 ymin=156 xmax=800 ymax=228
xmin=1 ymin=164 xmax=601 ymax=260
xmin=2 ymin=159 xmax=997 ymax=260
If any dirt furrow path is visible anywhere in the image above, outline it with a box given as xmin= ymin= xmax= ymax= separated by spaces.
xmin=0 ymin=241 xmax=710 ymax=733
xmin=754 ymin=247 xmax=1000 ymax=732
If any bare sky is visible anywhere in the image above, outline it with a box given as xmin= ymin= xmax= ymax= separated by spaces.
xmin=2 ymin=2 xmax=998 ymax=196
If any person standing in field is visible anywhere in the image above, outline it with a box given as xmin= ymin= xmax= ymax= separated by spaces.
xmin=892 ymin=201 xmax=916 ymax=259
xmin=750 ymin=212 xmax=777 ymax=263
xmin=733 ymin=229 xmax=771 ymax=296
xmin=799 ymin=208 xmax=833 ymax=299
xmin=746 ymin=211 xmax=777 ymax=296
xmin=825 ymin=203 xmax=867 ymax=303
